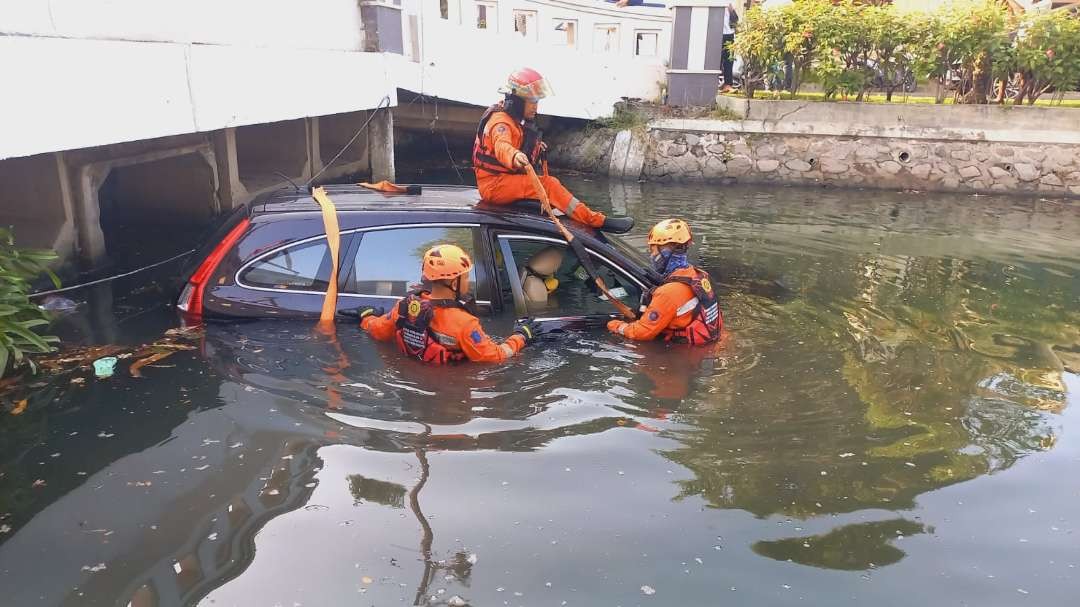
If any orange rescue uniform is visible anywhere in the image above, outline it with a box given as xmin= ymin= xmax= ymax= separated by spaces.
xmin=608 ymin=266 xmax=720 ymax=342
xmin=473 ymin=109 xmax=606 ymax=228
xmin=361 ymin=293 xmax=526 ymax=363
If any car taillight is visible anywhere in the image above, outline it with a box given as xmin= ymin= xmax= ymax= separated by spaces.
xmin=179 ymin=217 xmax=250 ymax=317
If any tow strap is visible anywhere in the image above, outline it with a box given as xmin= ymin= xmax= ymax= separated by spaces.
xmin=311 ymin=186 xmax=341 ymax=326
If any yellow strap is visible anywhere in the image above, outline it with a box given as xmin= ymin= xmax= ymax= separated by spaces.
xmin=311 ymin=187 xmax=341 ymax=326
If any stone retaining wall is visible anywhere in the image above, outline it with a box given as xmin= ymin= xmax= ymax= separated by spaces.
xmin=644 ymin=124 xmax=1080 ymax=196
xmin=547 ymin=100 xmax=1080 ymax=198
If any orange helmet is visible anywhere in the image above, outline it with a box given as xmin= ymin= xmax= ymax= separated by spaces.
xmin=499 ymin=67 xmax=554 ymax=101
xmin=648 ymin=219 xmax=693 ymax=246
xmin=422 ymin=244 xmax=473 ymax=281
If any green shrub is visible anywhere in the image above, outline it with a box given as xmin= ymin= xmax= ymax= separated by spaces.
xmin=1014 ymin=9 xmax=1080 ymax=104
xmin=0 ymin=228 xmax=60 ymax=378
xmin=730 ymin=5 xmax=785 ymax=99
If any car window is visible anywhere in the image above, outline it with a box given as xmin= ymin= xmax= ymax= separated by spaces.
xmin=239 ymin=238 xmax=331 ymax=292
xmin=497 ymin=236 xmax=642 ymax=317
xmin=345 ymin=226 xmax=480 ymax=297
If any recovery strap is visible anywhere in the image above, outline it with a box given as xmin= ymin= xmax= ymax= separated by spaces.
xmin=311 ymin=186 xmax=342 ymax=327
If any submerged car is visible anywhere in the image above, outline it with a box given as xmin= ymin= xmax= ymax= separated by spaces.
xmin=177 ymin=184 xmax=659 ymax=330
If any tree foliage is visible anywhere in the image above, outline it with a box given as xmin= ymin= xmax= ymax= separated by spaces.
xmin=732 ymin=0 xmax=1080 ymax=105
xmin=0 ymin=228 xmax=60 ymax=378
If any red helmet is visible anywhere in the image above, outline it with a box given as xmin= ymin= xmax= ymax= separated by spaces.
xmin=499 ymin=67 xmax=554 ymax=101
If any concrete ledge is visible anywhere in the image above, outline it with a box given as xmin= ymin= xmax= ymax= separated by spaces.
xmin=651 ymin=117 xmax=1080 ymax=145
xmin=714 ymin=95 xmax=1080 ymax=138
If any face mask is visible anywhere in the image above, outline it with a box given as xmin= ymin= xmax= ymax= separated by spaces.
xmin=651 ymin=249 xmax=672 ymax=273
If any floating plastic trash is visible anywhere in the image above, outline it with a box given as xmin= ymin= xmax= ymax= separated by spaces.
xmin=93 ymin=356 xmax=118 ymax=378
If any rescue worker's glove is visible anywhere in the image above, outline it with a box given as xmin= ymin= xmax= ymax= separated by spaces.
xmin=607 ymin=319 xmax=628 ymax=336
xmin=512 ymin=150 xmax=531 ymax=169
xmin=513 ymin=319 xmax=543 ymax=345
xmin=359 ymin=307 xmax=385 ymax=320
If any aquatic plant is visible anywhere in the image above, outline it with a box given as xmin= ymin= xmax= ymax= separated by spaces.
xmin=0 ymin=227 xmax=60 ymax=379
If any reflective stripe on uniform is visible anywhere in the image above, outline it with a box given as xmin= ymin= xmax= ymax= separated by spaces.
xmin=676 ymin=297 xmax=699 ymax=317
xmin=567 ymin=197 xmax=581 ymax=215
xmin=433 ymin=331 xmax=460 ymax=349
xmin=704 ymin=302 xmax=719 ymax=323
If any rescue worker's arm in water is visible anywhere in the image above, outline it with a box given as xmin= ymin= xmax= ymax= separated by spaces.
xmin=607 ymin=284 xmax=682 ymax=341
xmin=485 ymin=115 xmax=522 ymax=170
xmin=360 ymin=307 xmax=399 ymax=341
xmin=457 ymin=317 xmax=527 ymax=362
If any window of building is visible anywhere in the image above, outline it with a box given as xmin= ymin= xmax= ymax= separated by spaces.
xmin=513 ymin=10 xmax=538 ymax=41
xmin=635 ymin=30 xmax=659 ymax=57
xmin=476 ymin=1 xmax=497 ymax=31
xmin=553 ymin=19 xmax=577 ymax=47
xmin=345 ymin=226 xmax=479 ymax=297
xmin=593 ymin=24 xmax=620 ymax=54
xmin=240 ymin=238 xmax=332 ymax=292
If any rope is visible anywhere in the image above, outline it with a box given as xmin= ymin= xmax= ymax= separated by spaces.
xmin=307 ymin=95 xmax=393 ymax=186
xmin=29 ymin=249 xmax=195 ymax=298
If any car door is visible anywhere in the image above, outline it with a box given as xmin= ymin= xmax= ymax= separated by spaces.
xmin=491 ymin=230 xmax=647 ymax=331
xmin=338 ymin=223 xmax=497 ymax=316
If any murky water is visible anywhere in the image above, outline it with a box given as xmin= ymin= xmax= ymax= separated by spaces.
xmin=2 ymin=178 xmax=1079 ymax=606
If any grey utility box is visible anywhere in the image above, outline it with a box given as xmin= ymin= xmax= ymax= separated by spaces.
xmin=666 ymin=0 xmax=733 ymax=106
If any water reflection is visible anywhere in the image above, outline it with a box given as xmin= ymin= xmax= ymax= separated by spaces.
xmin=753 ymin=519 xmax=928 ymax=570
xmin=2 ymin=181 xmax=1078 ymax=607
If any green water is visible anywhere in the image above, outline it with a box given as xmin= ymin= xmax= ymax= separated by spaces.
xmin=1 ymin=179 xmax=1077 ymax=606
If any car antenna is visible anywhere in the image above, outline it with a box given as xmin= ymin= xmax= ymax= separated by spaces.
xmin=273 ymin=171 xmax=302 ymax=193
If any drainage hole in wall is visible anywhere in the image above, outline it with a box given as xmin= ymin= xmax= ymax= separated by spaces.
xmin=808 ymin=158 xmax=816 ymax=166
xmin=898 ymin=151 xmax=911 ymax=163
xmin=1004 ymin=164 xmax=1013 ymax=172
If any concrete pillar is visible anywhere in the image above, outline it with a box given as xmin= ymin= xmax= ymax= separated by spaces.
xmin=667 ymin=0 xmax=732 ymax=106
xmin=368 ymin=109 xmax=396 ymax=183
xmin=308 ymin=116 xmax=325 ymax=180
xmin=0 ymin=152 xmax=77 ymax=264
xmin=212 ymin=128 xmax=247 ymax=210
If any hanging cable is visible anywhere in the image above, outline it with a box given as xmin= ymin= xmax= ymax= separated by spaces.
xmin=307 ymin=95 xmax=393 ymax=186
xmin=29 ymin=248 xmax=195 ymax=298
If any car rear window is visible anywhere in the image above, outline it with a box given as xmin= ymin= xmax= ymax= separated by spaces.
xmin=239 ymin=238 xmax=332 ymax=292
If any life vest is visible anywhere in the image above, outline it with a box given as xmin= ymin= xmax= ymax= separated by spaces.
xmin=394 ymin=291 xmax=466 ymax=364
xmin=472 ymin=103 xmax=543 ymax=176
xmin=643 ymin=268 xmax=723 ymax=345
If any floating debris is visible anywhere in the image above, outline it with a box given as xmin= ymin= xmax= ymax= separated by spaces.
xmin=32 ymin=479 xmax=46 ymax=488
xmin=641 ymin=585 xmax=656 ymax=596
xmin=447 ymin=596 xmax=467 ymax=607
xmin=93 ymin=356 xmax=118 ymax=378
xmin=81 ymin=563 xmax=107 ymax=573
xmin=466 ymin=553 xmax=478 ymax=565
xmin=207 ymin=533 xmax=218 ymax=541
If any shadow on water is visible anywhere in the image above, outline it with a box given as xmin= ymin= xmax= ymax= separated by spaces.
xmin=1 ymin=178 xmax=1079 ymax=606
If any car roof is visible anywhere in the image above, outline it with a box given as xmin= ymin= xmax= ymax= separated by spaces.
xmin=251 ymin=184 xmax=484 ymax=214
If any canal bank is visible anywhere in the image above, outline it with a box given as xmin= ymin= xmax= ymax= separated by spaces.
xmin=547 ymin=100 xmax=1080 ymax=198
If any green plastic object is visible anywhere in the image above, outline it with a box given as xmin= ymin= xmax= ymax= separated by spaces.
xmin=93 ymin=356 xmax=118 ymax=378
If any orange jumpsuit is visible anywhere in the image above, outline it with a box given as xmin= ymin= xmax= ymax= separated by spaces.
xmin=607 ymin=267 xmax=702 ymax=341
xmin=361 ymin=294 xmax=526 ymax=363
xmin=474 ymin=111 xmax=606 ymax=228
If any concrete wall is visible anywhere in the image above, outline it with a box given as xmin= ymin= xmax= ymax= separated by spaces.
xmin=547 ymin=99 xmax=1080 ymax=198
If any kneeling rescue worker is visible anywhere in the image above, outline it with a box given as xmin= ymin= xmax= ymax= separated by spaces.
xmin=473 ymin=67 xmax=634 ymax=234
xmin=607 ymin=219 xmax=723 ymax=345
xmin=360 ymin=244 xmax=541 ymax=363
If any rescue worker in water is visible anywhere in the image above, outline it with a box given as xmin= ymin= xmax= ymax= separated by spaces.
xmin=473 ymin=67 xmax=634 ymax=234
xmin=359 ymin=244 xmax=541 ymax=363
xmin=607 ymin=219 xmax=723 ymax=344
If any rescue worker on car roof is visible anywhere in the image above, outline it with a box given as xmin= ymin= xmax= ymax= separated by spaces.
xmin=607 ymin=219 xmax=723 ymax=345
xmin=360 ymin=244 xmax=541 ymax=363
xmin=473 ymin=67 xmax=634 ymax=234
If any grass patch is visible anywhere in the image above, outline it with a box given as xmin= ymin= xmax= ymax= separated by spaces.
xmin=710 ymin=106 xmax=743 ymax=120
xmin=720 ymin=91 xmax=1080 ymax=108
xmin=590 ymin=107 xmax=650 ymax=132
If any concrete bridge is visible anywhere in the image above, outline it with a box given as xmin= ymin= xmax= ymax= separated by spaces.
xmin=0 ymin=0 xmax=672 ymax=270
